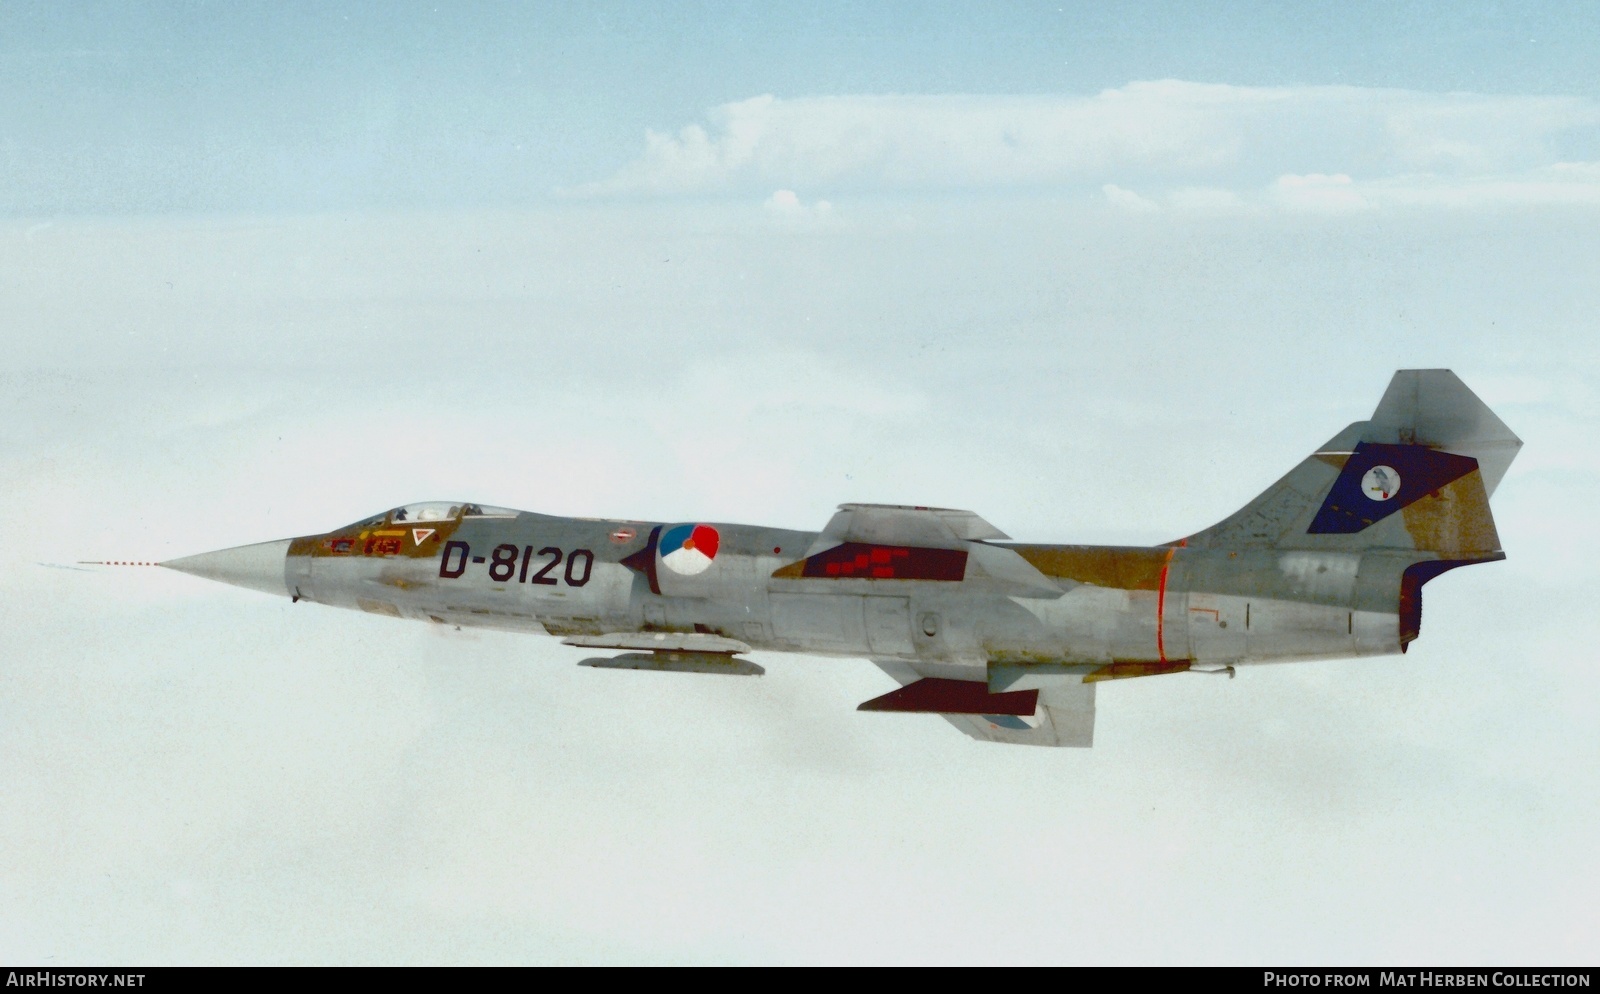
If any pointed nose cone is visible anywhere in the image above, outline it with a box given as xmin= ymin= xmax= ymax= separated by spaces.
xmin=162 ymin=538 xmax=293 ymax=598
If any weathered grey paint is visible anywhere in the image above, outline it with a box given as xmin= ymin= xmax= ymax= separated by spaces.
xmin=163 ymin=370 xmax=1520 ymax=748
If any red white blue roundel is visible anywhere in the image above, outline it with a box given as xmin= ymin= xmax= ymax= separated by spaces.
xmin=660 ymin=523 xmax=720 ymax=575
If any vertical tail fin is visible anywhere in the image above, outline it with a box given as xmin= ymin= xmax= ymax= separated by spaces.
xmin=1365 ymin=369 xmax=1522 ymax=498
xmin=1185 ymin=370 xmax=1521 ymax=556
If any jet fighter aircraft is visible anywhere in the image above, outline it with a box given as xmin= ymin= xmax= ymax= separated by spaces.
xmin=162 ymin=369 xmax=1519 ymax=747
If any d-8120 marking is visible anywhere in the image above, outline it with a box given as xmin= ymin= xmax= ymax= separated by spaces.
xmin=438 ymin=541 xmax=593 ymax=587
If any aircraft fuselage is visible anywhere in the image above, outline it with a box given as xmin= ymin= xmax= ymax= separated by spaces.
xmin=160 ymin=369 xmax=1519 ymax=747
xmin=282 ymin=509 xmax=1409 ymax=677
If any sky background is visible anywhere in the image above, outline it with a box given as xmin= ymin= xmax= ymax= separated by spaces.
xmin=2 ymin=1 xmax=1598 ymax=965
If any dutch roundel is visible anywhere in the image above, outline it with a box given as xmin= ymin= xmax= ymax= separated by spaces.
xmin=660 ymin=523 xmax=720 ymax=575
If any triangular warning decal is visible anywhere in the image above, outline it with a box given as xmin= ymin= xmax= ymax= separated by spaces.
xmin=412 ymin=528 xmax=436 ymax=545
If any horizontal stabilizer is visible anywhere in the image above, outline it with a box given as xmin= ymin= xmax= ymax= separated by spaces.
xmin=579 ymin=652 xmax=765 ymax=676
xmin=1366 ymin=369 xmax=1522 ymax=495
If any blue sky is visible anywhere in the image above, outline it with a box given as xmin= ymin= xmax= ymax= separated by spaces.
xmin=5 ymin=1 xmax=1600 ymax=213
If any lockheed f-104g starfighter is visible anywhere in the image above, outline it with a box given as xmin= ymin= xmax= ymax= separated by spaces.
xmin=161 ymin=369 xmax=1519 ymax=747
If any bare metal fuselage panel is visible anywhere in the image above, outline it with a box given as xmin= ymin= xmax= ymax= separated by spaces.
xmin=163 ymin=370 xmax=1520 ymax=748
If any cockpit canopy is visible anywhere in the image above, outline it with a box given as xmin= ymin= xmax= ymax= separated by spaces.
xmin=349 ymin=502 xmax=518 ymax=528
xmin=391 ymin=501 xmax=517 ymax=522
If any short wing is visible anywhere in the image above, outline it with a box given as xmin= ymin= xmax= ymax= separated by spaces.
xmin=870 ymin=661 xmax=1096 ymax=748
xmin=815 ymin=503 xmax=1009 ymax=549
xmin=777 ymin=503 xmax=1062 ymax=598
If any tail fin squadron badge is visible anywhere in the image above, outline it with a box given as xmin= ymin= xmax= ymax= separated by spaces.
xmin=1362 ymin=466 xmax=1401 ymax=501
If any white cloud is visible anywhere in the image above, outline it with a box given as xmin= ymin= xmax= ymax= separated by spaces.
xmin=1360 ymin=164 xmax=1600 ymax=209
xmin=1166 ymin=186 xmax=1253 ymax=214
xmin=763 ymin=188 xmax=834 ymax=217
xmin=1270 ymin=173 xmax=1370 ymax=213
xmin=1111 ymin=164 xmax=1600 ymax=216
xmin=573 ymin=81 xmax=1600 ymax=211
xmin=1102 ymin=184 xmax=1159 ymax=212
xmin=6 ymin=207 xmax=1599 ymax=963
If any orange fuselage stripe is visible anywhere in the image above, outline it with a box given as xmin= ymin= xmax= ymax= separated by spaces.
xmin=1156 ymin=542 xmax=1184 ymax=663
